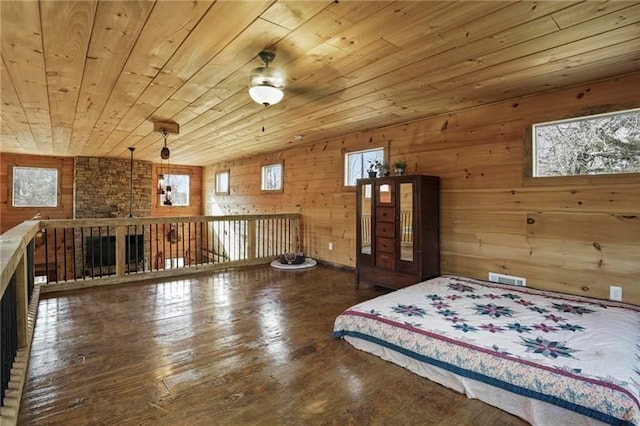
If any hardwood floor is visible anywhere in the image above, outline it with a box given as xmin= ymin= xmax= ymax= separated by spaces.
xmin=20 ymin=265 xmax=527 ymax=425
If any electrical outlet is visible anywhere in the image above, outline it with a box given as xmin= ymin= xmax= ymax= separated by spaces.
xmin=609 ymin=286 xmax=622 ymax=301
xmin=328 ymin=242 xmax=333 ymax=251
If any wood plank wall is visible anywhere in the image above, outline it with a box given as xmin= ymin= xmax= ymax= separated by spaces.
xmin=151 ymin=163 xmax=203 ymax=217
xmin=0 ymin=153 xmax=74 ymax=234
xmin=204 ymin=72 xmax=640 ymax=304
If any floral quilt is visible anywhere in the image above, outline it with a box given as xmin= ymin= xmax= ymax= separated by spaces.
xmin=333 ymin=275 xmax=640 ymax=425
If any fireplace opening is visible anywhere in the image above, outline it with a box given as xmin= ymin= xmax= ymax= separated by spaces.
xmin=85 ymin=234 xmax=145 ymax=274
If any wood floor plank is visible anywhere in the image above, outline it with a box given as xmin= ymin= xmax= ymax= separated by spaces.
xmin=20 ymin=265 xmax=527 ymax=425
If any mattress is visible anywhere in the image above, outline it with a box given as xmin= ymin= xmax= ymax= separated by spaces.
xmin=333 ymin=275 xmax=640 ymax=425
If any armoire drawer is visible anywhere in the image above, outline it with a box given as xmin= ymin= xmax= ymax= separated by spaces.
xmin=376 ymin=207 xmax=395 ymax=222
xmin=375 ymin=252 xmax=395 ymax=269
xmin=375 ymin=222 xmax=395 ymax=238
xmin=376 ymin=237 xmax=395 ymax=253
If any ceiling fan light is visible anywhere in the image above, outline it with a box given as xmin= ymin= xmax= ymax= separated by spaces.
xmin=249 ymin=85 xmax=284 ymax=106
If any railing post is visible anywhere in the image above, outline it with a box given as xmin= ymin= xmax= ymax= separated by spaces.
xmin=115 ymin=226 xmax=126 ymax=277
xmin=247 ymin=219 xmax=256 ymax=261
xmin=14 ymin=254 xmax=28 ymax=348
xmin=292 ymin=216 xmax=301 ymax=252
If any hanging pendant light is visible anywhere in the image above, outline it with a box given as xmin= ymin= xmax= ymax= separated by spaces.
xmin=157 ymin=173 xmax=165 ymax=194
xmin=154 ymin=121 xmax=179 ymax=201
xmin=128 ymin=147 xmax=135 ymax=217
xmin=248 ymin=51 xmax=285 ymax=106
xmin=157 ymin=127 xmax=170 ymax=194
xmin=163 ymin=185 xmax=172 ymax=206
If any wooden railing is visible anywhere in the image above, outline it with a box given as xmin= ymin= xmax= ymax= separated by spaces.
xmin=0 ymin=213 xmax=300 ymax=424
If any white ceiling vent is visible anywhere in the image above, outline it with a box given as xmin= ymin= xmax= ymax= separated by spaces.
xmin=488 ymin=272 xmax=526 ymax=287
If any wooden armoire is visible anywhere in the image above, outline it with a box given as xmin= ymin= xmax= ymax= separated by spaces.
xmin=356 ymin=175 xmax=440 ymax=289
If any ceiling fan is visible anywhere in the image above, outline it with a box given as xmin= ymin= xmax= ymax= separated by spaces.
xmin=248 ymin=50 xmax=285 ymax=107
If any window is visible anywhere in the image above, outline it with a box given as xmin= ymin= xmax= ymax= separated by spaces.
xmin=159 ymin=174 xmax=190 ymax=206
xmin=215 ymin=170 xmax=230 ymax=195
xmin=533 ymin=108 xmax=640 ymax=177
xmin=12 ymin=166 xmax=58 ymax=207
xmin=344 ymin=147 xmax=384 ymax=186
xmin=261 ymin=162 xmax=283 ymax=191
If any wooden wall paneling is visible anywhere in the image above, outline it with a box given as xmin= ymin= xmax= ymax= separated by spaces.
xmin=205 ymin=73 xmax=640 ymax=304
xmin=440 ymin=210 xmax=527 ymax=235
xmin=442 ymin=185 xmax=640 ymax=214
xmin=151 ymin=164 xmax=204 ymax=217
xmin=0 ymin=154 xmax=74 ymax=234
xmin=443 ymin=232 xmax=636 ymax=275
xmin=441 ymin=253 xmax=639 ymax=303
xmin=526 ymin=213 xmax=640 ymax=245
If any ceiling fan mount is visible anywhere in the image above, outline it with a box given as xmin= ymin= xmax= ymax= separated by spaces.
xmin=258 ymin=50 xmax=276 ymax=65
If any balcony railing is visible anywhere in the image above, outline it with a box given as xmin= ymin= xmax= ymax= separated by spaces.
xmin=0 ymin=213 xmax=300 ymax=424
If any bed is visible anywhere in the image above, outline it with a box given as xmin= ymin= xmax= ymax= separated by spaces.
xmin=333 ymin=275 xmax=640 ymax=425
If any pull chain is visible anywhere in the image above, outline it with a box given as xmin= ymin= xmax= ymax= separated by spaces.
xmin=262 ymin=104 xmax=267 ymax=132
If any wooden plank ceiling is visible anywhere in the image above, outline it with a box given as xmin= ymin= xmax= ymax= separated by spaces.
xmin=1 ymin=1 xmax=639 ymax=166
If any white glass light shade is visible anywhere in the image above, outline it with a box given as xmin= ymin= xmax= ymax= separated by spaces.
xmin=249 ymin=66 xmax=285 ymax=106
xmin=249 ymin=85 xmax=284 ymax=106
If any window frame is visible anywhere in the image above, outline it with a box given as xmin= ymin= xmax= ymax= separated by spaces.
xmin=261 ymin=161 xmax=284 ymax=193
xmin=215 ymin=170 xmax=230 ymax=195
xmin=523 ymin=106 xmax=640 ymax=187
xmin=343 ymin=146 xmax=387 ymax=189
xmin=11 ymin=165 xmax=60 ymax=208
xmin=159 ymin=173 xmax=191 ymax=207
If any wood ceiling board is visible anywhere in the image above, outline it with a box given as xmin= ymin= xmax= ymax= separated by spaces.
xmin=1 ymin=1 xmax=52 ymax=150
xmin=170 ymin=18 xmax=288 ymax=104
xmin=551 ymin=1 xmax=636 ymax=29
xmin=79 ymin=1 xmax=212 ymax=157
xmin=380 ymin=2 xmax=514 ymax=49
xmin=0 ymin=119 xmax=20 ymax=150
xmin=326 ymin=2 xmax=554 ymax=94
xmin=453 ymin=38 xmax=640 ymax=99
xmin=471 ymin=50 xmax=640 ymax=104
xmin=334 ymin=2 xmax=582 ymax=104
xmin=430 ymin=21 xmax=640 ymax=93
xmin=260 ymin=1 xmax=334 ymax=31
xmin=0 ymin=59 xmax=38 ymax=151
xmin=69 ymin=1 xmax=154 ymax=153
xmin=2 ymin=1 xmax=640 ymax=165
xmin=41 ymin=1 xmax=96 ymax=154
xmin=105 ymin=1 xmax=273 ymax=153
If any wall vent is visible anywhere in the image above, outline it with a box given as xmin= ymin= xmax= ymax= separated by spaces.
xmin=488 ymin=272 xmax=526 ymax=287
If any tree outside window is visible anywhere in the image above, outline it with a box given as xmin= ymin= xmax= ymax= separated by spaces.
xmin=12 ymin=166 xmax=58 ymax=207
xmin=344 ymin=147 xmax=384 ymax=186
xmin=160 ymin=174 xmax=190 ymax=206
xmin=261 ymin=163 xmax=283 ymax=191
xmin=533 ymin=108 xmax=640 ymax=177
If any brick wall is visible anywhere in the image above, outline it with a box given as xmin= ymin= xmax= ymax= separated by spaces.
xmin=74 ymin=156 xmax=152 ymax=219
